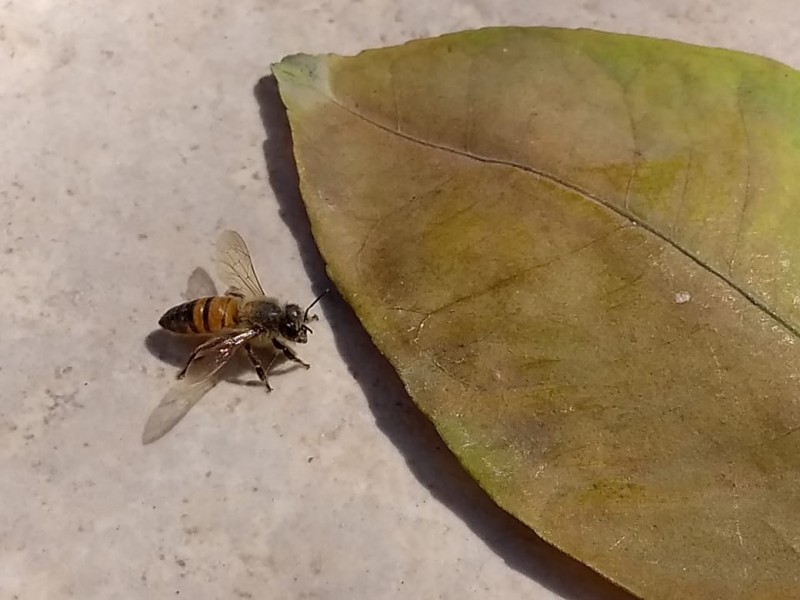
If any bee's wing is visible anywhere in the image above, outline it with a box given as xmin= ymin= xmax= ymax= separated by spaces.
xmin=142 ymin=329 xmax=259 ymax=444
xmin=141 ymin=374 xmax=220 ymax=445
xmin=184 ymin=267 xmax=218 ymax=300
xmin=215 ymin=229 xmax=266 ymax=300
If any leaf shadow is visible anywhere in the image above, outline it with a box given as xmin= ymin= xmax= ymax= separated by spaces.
xmin=254 ymin=74 xmax=638 ymax=600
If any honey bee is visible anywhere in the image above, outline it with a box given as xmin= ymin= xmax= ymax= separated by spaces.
xmin=142 ymin=229 xmax=326 ymax=444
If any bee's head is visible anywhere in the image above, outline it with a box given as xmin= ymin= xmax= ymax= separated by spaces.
xmin=278 ymin=290 xmax=328 ymax=343
xmin=279 ymin=303 xmax=310 ymax=343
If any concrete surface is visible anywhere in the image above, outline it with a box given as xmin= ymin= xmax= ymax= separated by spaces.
xmin=2 ymin=1 xmax=798 ymax=598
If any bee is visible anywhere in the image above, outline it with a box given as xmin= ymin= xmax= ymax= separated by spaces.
xmin=143 ymin=229 xmax=326 ymax=444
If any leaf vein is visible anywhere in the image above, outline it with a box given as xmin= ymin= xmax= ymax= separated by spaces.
xmin=327 ymin=95 xmax=800 ymax=341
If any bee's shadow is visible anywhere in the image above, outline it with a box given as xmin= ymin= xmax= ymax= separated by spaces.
xmin=251 ymin=75 xmax=636 ymax=600
xmin=144 ymin=329 xmax=299 ymax=388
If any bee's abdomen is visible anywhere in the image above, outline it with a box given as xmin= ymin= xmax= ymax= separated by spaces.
xmin=158 ymin=297 xmax=239 ymax=334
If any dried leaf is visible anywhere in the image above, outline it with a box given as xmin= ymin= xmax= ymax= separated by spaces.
xmin=274 ymin=28 xmax=800 ymax=599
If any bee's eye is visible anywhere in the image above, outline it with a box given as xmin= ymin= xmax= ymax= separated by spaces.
xmin=280 ymin=320 xmax=301 ymax=339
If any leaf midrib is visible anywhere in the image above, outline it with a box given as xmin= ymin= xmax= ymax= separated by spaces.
xmin=324 ymin=92 xmax=800 ymax=342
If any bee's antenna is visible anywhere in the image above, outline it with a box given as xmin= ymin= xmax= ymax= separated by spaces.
xmin=303 ymin=288 xmax=329 ymax=322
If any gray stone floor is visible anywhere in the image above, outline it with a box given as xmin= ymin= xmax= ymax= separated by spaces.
xmin=2 ymin=1 xmax=797 ymax=598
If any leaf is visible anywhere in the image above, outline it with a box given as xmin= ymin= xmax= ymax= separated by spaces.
xmin=273 ymin=27 xmax=800 ymax=599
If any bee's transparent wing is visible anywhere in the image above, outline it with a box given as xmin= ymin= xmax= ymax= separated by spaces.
xmin=215 ymin=229 xmax=266 ymax=300
xmin=184 ymin=267 xmax=218 ymax=300
xmin=141 ymin=374 xmax=220 ymax=445
xmin=142 ymin=329 xmax=259 ymax=444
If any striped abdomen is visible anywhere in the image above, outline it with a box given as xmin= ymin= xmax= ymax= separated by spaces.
xmin=158 ymin=296 xmax=239 ymax=334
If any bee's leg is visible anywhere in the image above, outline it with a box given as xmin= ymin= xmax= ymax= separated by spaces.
xmin=271 ymin=338 xmax=311 ymax=369
xmin=224 ymin=287 xmax=245 ymax=299
xmin=245 ymin=343 xmax=272 ymax=392
xmin=177 ymin=336 xmax=218 ymax=379
xmin=177 ymin=360 xmax=191 ymax=380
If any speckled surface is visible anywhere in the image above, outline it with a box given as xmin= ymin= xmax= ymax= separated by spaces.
xmin=2 ymin=2 xmax=798 ymax=598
